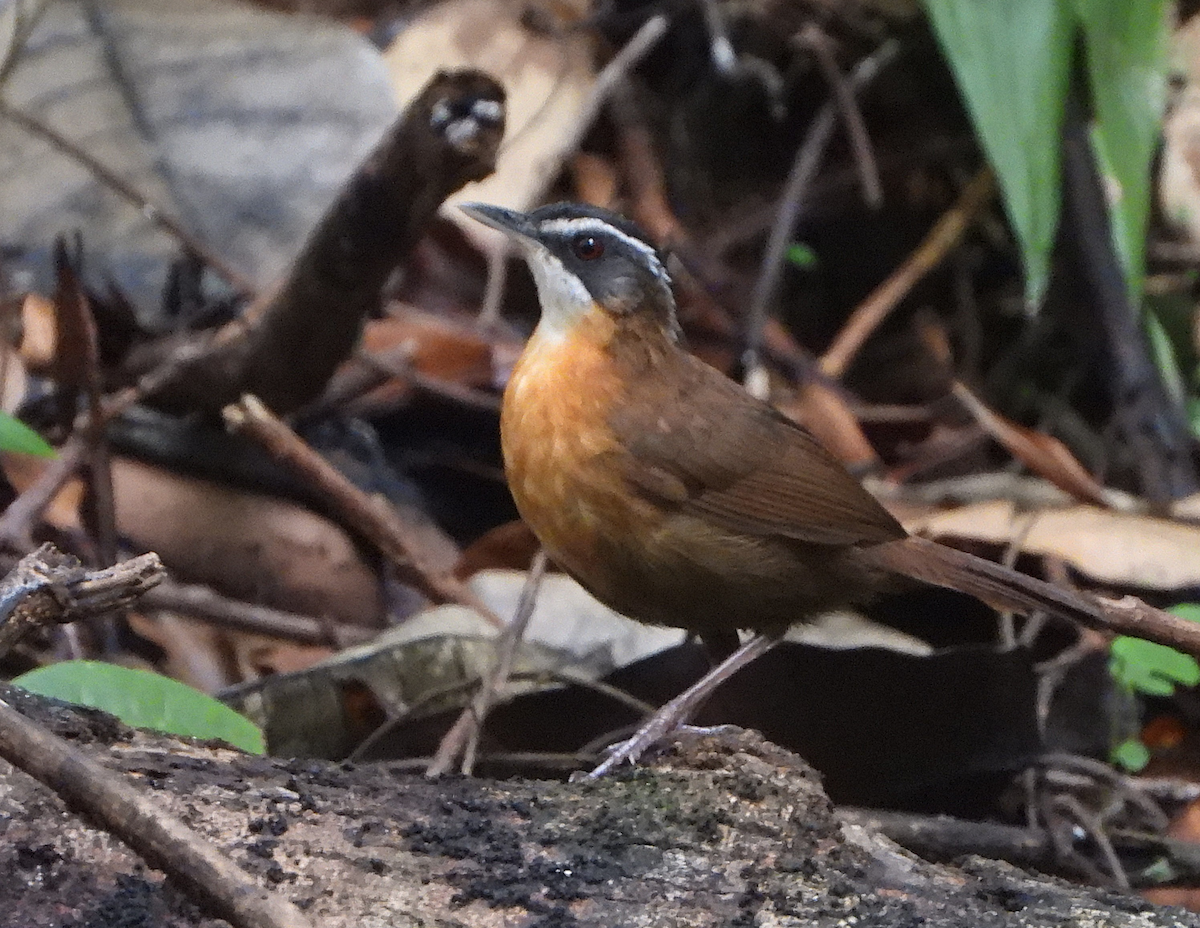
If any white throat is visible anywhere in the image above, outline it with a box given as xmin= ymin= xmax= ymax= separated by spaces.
xmin=519 ymin=242 xmax=592 ymax=344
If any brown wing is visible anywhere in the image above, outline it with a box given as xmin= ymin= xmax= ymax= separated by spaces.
xmin=611 ymin=351 xmax=905 ymax=547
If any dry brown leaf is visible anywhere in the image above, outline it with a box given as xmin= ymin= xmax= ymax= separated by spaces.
xmin=111 ymin=457 xmax=385 ymax=625
xmin=454 ymin=518 xmax=541 ymax=578
xmin=0 ymin=450 xmax=86 ymax=532
xmin=18 ymin=292 xmax=56 ymax=374
xmin=777 ymin=379 xmax=881 ymax=471
xmin=906 ymin=500 xmax=1200 ymax=590
xmin=951 ymin=382 xmax=1115 ymax=508
xmin=364 ymin=307 xmax=498 ymax=386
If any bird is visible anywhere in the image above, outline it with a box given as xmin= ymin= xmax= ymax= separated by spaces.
xmin=462 ymin=200 xmax=1113 ymax=776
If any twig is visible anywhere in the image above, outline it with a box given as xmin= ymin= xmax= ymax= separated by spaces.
xmin=0 ymin=544 xmax=164 ymax=659
xmin=819 ymin=168 xmax=995 ymax=378
xmin=223 ymin=395 xmax=502 ymax=626
xmin=0 ymin=688 xmax=313 ymax=928
xmin=426 ymin=548 xmax=549 ymax=777
xmin=54 ymin=238 xmax=120 ymax=573
xmin=795 ymin=24 xmax=882 ymax=209
xmin=742 ymin=39 xmax=900 ymax=374
xmin=0 ymin=99 xmax=256 ymax=296
xmin=1049 ymin=792 xmax=1130 ymax=890
xmin=139 ymin=579 xmax=375 ymax=648
xmin=348 ymin=662 xmax=657 ymax=764
xmin=527 ymin=13 xmax=670 ymax=207
xmin=697 ymin=0 xmax=784 ymax=117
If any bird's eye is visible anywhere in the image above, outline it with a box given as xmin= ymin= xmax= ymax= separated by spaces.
xmin=572 ymin=235 xmax=604 ymax=260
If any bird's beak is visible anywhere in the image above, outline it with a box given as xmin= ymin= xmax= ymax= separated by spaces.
xmin=460 ymin=203 xmax=538 ymax=245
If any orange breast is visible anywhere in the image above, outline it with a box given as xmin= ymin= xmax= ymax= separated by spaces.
xmin=501 ymin=314 xmax=657 ymax=601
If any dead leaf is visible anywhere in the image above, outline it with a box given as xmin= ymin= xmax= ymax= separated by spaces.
xmin=454 ymin=519 xmax=541 ymax=578
xmin=777 ymin=379 xmax=882 ymax=471
xmin=906 ymin=500 xmax=1200 ymax=590
xmin=951 ymin=381 xmax=1115 ymax=508
xmin=110 ymin=457 xmax=386 ymax=625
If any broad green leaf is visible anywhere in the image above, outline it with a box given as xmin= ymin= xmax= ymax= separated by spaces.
xmin=14 ymin=661 xmax=264 ymax=754
xmin=924 ymin=0 xmax=1072 ymax=308
xmin=0 ymin=412 xmax=55 ymax=457
xmin=1073 ymin=0 xmax=1170 ymax=308
xmin=1111 ymin=737 xmax=1150 ymax=772
xmin=1110 ymin=635 xmax=1200 ymax=698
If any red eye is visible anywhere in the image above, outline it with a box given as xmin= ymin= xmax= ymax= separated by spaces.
xmin=572 ymin=235 xmax=604 ymax=260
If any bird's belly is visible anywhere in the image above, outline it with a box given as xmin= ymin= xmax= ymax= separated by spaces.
xmin=505 ymin=404 xmax=878 ymax=634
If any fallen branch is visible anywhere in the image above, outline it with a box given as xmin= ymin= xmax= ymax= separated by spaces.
xmin=223 ymin=395 xmax=502 ymax=626
xmin=0 ymin=544 xmax=165 ymax=659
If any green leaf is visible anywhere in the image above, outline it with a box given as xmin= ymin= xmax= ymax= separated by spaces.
xmin=13 ymin=661 xmax=264 ymax=754
xmin=1170 ymin=603 xmax=1200 ymax=624
xmin=1073 ymin=0 xmax=1170 ymax=308
xmin=1111 ymin=737 xmax=1150 ymax=772
xmin=785 ymin=242 xmax=819 ymax=269
xmin=923 ymin=0 xmax=1073 ymax=308
xmin=1110 ymin=635 xmax=1200 ymax=698
xmin=0 ymin=412 xmax=55 ymax=458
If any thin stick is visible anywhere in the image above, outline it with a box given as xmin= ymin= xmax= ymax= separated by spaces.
xmin=820 ymin=168 xmax=995 ymax=378
xmin=140 ymin=579 xmax=375 ymax=647
xmin=742 ymin=39 xmax=901 ymax=373
xmin=0 ymin=693 xmax=313 ymax=928
xmin=348 ymin=660 xmax=657 ymax=764
xmin=529 ymin=13 xmax=670 ymax=206
xmin=0 ymin=436 xmax=88 ymax=551
xmin=223 ymin=395 xmax=501 ymax=626
xmin=0 ymin=544 xmax=164 ymax=659
xmin=796 ymin=24 xmax=882 ymax=209
xmin=426 ymin=548 xmax=549 ymax=777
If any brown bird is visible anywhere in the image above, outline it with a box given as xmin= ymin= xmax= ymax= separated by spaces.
xmin=463 ymin=201 xmax=1112 ymax=776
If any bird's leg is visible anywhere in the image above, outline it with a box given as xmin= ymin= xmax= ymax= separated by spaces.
xmin=586 ymin=628 xmax=786 ymax=778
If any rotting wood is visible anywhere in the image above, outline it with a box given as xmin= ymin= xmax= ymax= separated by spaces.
xmin=0 ymin=689 xmax=1194 ymax=928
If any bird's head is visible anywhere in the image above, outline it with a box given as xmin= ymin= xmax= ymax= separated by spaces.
xmin=462 ymin=202 xmax=680 ymax=344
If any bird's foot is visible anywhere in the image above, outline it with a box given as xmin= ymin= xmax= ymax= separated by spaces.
xmin=583 ymin=631 xmax=784 ymax=778
xmin=583 ymin=723 xmax=747 ymax=779
xmin=584 ymin=697 xmax=700 ymax=779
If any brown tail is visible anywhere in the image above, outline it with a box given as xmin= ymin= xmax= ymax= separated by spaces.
xmin=859 ymin=536 xmax=1105 ymax=628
